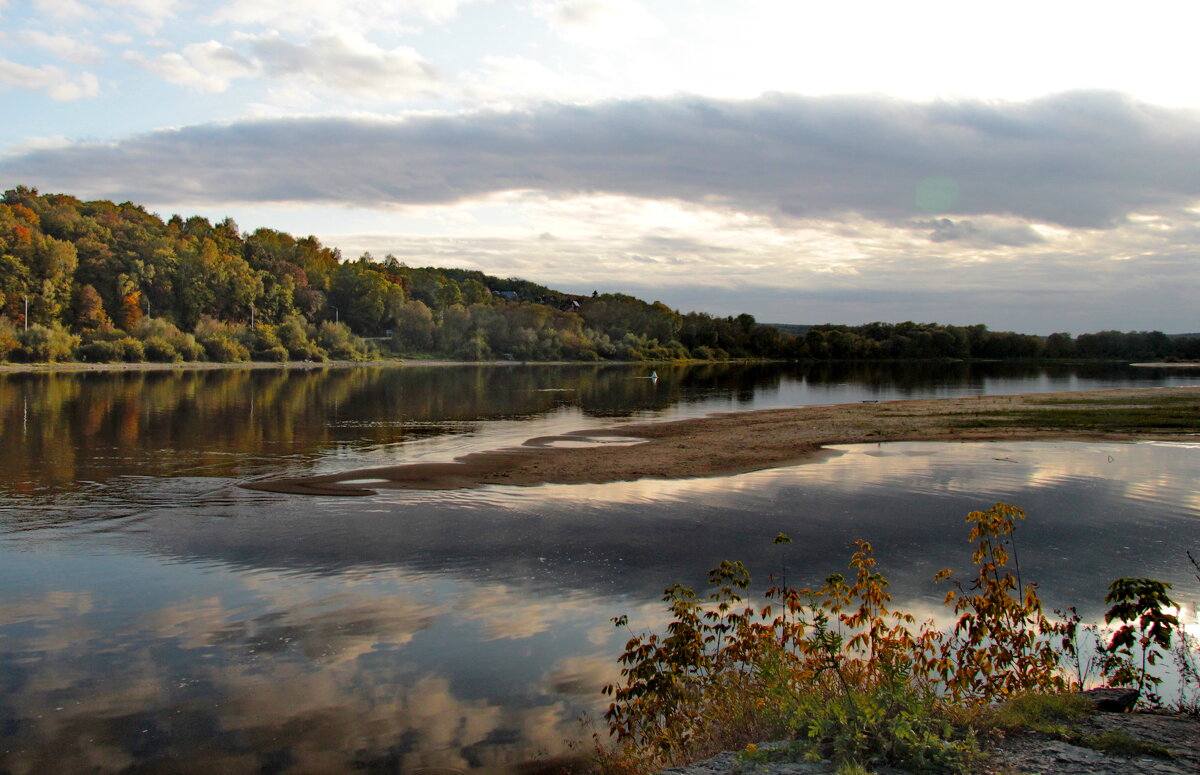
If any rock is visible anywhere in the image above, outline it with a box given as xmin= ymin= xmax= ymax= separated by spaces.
xmin=1083 ymin=687 xmax=1140 ymax=712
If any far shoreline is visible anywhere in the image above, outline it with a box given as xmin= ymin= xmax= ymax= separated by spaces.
xmin=0 ymin=358 xmax=547 ymax=374
xmin=2 ymin=357 xmax=1197 ymax=376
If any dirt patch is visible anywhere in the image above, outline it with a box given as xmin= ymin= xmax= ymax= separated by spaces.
xmin=980 ymin=711 xmax=1200 ymax=775
xmin=244 ymin=385 xmax=1200 ymax=496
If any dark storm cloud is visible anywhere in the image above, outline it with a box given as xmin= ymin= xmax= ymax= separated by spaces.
xmin=5 ymin=90 xmax=1200 ymax=228
xmin=920 ymin=218 xmax=1044 ymax=247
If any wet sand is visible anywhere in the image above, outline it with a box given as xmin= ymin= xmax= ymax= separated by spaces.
xmin=243 ymin=385 xmax=1200 ymax=496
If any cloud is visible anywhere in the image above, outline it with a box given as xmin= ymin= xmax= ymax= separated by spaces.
xmin=0 ymin=57 xmax=100 ymax=99
xmin=20 ymin=30 xmax=105 ymax=64
xmin=462 ymin=54 xmax=602 ymax=104
xmin=209 ymin=0 xmax=475 ymax=35
xmin=31 ymin=0 xmax=93 ymax=21
xmin=125 ymin=41 xmax=255 ymax=93
xmin=124 ymin=33 xmax=437 ymax=97
xmin=246 ymin=33 xmax=438 ymax=97
xmin=5 ymin=91 xmax=1200 ymax=228
xmin=98 ymin=0 xmax=183 ymax=33
xmin=534 ymin=0 xmax=663 ymax=47
xmin=920 ymin=217 xmax=1045 ymax=247
xmin=31 ymin=0 xmax=183 ymax=32
xmin=322 ymin=191 xmax=1200 ymax=333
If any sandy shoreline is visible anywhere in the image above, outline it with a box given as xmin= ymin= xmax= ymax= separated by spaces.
xmin=1130 ymin=361 xmax=1200 ymax=368
xmin=244 ymin=385 xmax=1200 ymax=496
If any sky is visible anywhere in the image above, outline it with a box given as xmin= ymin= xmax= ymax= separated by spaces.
xmin=1 ymin=1 xmax=1199 ymax=334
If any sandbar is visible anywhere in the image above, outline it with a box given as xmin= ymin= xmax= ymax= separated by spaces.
xmin=243 ymin=385 xmax=1200 ymax=496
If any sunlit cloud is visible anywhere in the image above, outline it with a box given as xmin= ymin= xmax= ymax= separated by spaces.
xmin=0 ymin=57 xmax=100 ymax=99
xmin=124 ymin=40 xmax=255 ymax=93
xmin=20 ymin=30 xmax=105 ymax=64
xmin=209 ymin=0 xmax=480 ymax=35
xmin=533 ymin=0 xmax=664 ymax=48
xmin=246 ymin=32 xmax=439 ymax=98
xmin=31 ymin=0 xmax=93 ymax=22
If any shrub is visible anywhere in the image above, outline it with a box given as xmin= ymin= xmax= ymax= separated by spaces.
xmin=172 ymin=334 xmax=204 ymax=362
xmin=131 ymin=317 xmax=179 ymax=341
xmin=201 ymin=336 xmax=249 ymax=363
xmin=934 ymin=503 xmax=1069 ymax=701
xmin=664 ymin=340 xmax=690 ymax=360
xmin=597 ymin=504 xmax=1200 ymax=775
xmin=194 ymin=317 xmax=250 ymax=362
xmin=76 ymin=339 xmax=124 ymax=362
xmin=290 ymin=341 xmax=328 ymax=361
xmin=133 ymin=317 xmax=201 ymax=361
xmin=117 ymin=337 xmax=144 ymax=362
xmin=255 ymin=344 xmax=289 ymax=362
xmin=599 ymin=504 xmax=1089 ymax=774
xmin=142 ymin=336 xmax=181 ymax=363
xmin=1099 ymin=577 xmax=1180 ymax=705
xmin=603 ymin=542 xmax=981 ymax=772
xmin=316 ymin=321 xmax=367 ymax=360
xmin=16 ymin=324 xmax=78 ymax=362
xmin=455 ymin=331 xmax=491 ymax=361
xmin=243 ymin=324 xmax=283 ymax=357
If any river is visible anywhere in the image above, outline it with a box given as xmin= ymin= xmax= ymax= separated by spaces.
xmin=0 ymin=362 xmax=1197 ymax=774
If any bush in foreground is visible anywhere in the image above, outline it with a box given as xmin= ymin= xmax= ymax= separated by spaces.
xmin=596 ymin=504 xmax=1194 ymax=774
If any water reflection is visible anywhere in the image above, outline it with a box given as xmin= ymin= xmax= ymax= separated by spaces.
xmin=0 ymin=561 xmax=617 ymax=775
xmin=1 ymin=364 xmax=1199 ymax=774
xmin=1 ymin=362 xmax=1193 ymax=501
xmin=3 ymin=441 xmax=1198 ymax=773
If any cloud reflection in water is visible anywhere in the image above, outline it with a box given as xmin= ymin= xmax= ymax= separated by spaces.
xmin=1 ymin=440 xmax=1198 ymax=773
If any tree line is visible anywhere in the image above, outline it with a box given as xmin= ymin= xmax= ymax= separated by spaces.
xmin=793 ymin=321 xmax=1200 ymax=361
xmin=1 ymin=186 xmax=1195 ymax=363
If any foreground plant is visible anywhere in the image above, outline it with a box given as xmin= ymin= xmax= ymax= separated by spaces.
xmin=934 ymin=503 xmax=1069 ymax=701
xmin=596 ymin=505 xmax=1193 ymax=774
xmin=1100 ymin=577 xmax=1180 ymax=706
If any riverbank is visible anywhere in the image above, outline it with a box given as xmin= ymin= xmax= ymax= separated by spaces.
xmin=1131 ymin=362 xmax=1200 ymax=368
xmin=2 ymin=358 xmax=1195 ymax=376
xmin=0 ymin=358 xmax=509 ymax=373
xmin=244 ymin=384 xmax=1200 ymax=496
xmin=663 ymin=708 xmax=1200 ymax=775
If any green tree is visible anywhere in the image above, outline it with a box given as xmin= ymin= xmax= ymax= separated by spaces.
xmin=328 ymin=261 xmax=398 ymax=334
xmin=392 ymin=300 xmax=435 ymax=352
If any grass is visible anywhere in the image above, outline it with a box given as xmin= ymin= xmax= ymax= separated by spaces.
xmin=919 ymin=388 xmax=1200 ymax=434
xmin=946 ymin=389 xmax=1200 ymax=433
xmin=989 ymin=692 xmax=1092 ymax=735
xmin=860 ymin=389 xmax=1199 ymax=434
xmin=1024 ymin=393 xmax=1200 ymax=406
xmin=947 ymin=404 xmax=1200 ymax=432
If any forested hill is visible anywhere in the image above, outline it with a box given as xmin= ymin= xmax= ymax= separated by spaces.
xmin=1 ymin=186 xmax=1197 ymax=364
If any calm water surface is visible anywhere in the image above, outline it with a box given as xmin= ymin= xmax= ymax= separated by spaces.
xmin=1 ymin=363 xmax=1198 ymax=774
